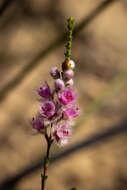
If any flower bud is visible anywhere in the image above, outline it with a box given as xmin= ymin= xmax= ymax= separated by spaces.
xmin=36 ymin=82 xmax=51 ymax=99
xmin=55 ymin=79 xmax=65 ymax=90
xmin=62 ymin=60 xmax=75 ymax=71
xmin=66 ymin=79 xmax=74 ymax=87
xmin=63 ymin=69 xmax=74 ymax=79
xmin=50 ymin=67 xmax=60 ymax=79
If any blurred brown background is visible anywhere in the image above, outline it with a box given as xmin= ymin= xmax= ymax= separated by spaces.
xmin=0 ymin=0 xmax=127 ymax=190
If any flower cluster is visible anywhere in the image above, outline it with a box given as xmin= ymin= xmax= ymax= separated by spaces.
xmin=31 ymin=60 xmax=79 ymax=146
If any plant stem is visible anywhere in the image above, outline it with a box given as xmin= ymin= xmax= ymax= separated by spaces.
xmin=64 ymin=17 xmax=74 ymax=61
xmin=41 ymin=134 xmax=52 ymax=190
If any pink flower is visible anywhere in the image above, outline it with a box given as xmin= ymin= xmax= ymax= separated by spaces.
xmin=40 ymin=101 xmax=56 ymax=118
xmin=64 ymin=106 xmax=79 ymax=119
xmin=31 ymin=115 xmax=45 ymax=132
xmin=36 ymin=82 xmax=52 ymax=99
xmin=58 ymin=88 xmax=76 ymax=105
xmin=51 ymin=124 xmax=71 ymax=146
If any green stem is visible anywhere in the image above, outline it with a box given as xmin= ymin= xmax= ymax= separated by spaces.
xmin=64 ymin=17 xmax=75 ymax=61
xmin=41 ymin=134 xmax=52 ymax=190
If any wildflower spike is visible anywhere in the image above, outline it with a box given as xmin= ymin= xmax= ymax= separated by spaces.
xmin=30 ymin=17 xmax=80 ymax=190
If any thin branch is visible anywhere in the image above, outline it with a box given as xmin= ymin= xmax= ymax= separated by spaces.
xmin=0 ymin=0 xmax=118 ymax=102
xmin=41 ymin=135 xmax=52 ymax=190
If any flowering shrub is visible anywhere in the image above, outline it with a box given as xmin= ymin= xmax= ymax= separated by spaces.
xmin=31 ymin=17 xmax=79 ymax=190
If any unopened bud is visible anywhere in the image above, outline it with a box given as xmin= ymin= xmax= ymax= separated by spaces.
xmin=63 ymin=69 xmax=74 ymax=79
xmin=50 ymin=67 xmax=60 ymax=79
xmin=62 ymin=60 xmax=75 ymax=71
xmin=55 ymin=79 xmax=65 ymax=90
xmin=66 ymin=79 xmax=74 ymax=86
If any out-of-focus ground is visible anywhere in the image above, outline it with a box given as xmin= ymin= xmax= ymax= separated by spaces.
xmin=0 ymin=0 xmax=127 ymax=190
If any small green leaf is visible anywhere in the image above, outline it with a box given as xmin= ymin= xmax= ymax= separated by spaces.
xmin=43 ymin=176 xmax=48 ymax=185
xmin=41 ymin=174 xmax=48 ymax=185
